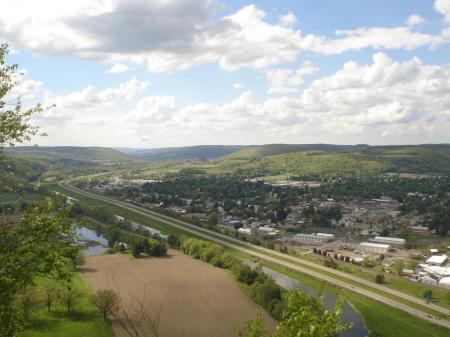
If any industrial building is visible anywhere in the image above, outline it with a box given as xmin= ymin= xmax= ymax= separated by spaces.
xmin=294 ymin=233 xmax=335 ymax=244
xmin=370 ymin=236 xmax=405 ymax=248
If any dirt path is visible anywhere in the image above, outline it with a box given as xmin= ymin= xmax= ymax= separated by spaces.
xmin=80 ymin=250 xmax=277 ymax=337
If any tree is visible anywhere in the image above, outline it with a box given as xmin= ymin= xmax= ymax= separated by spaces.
xmin=0 ymin=44 xmax=43 ymax=148
xmin=18 ymin=287 xmax=41 ymax=323
xmin=0 ymin=43 xmax=77 ymax=337
xmin=167 ymin=234 xmax=181 ymax=248
xmin=42 ymin=282 xmax=59 ymax=313
xmin=235 ymin=311 xmax=266 ymax=337
xmin=208 ymin=212 xmax=218 ymax=226
xmin=92 ymin=289 xmax=120 ymax=320
xmin=58 ymin=285 xmax=83 ymax=313
xmin=375 ymin=273 xmax=385 ymax=284
xmin=0 ymin=202 xmax=78 ymax=336
xmin=393 ymin=260 xmax=405 ymax=275
xmin=423 ymin=289 xmax=433 ymax=302
xmin=272 ymin=289 xmax=351 ymax=337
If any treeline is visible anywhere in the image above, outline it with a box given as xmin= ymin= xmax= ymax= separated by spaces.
xmin=180 ymin=238 xmax=284 ymax=319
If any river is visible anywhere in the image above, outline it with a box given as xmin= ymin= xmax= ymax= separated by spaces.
xmin=76 ymin=227 xmax=109 ymax=256
xmin=246 ymin=261 xmax=370 ymax=337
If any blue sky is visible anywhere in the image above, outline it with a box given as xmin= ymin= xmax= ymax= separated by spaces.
xmin=2 ymin=0 xmax=450 ymax=147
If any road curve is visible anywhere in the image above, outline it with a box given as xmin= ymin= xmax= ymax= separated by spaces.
xmin=60 ymin=181 xmax=450 ymax=329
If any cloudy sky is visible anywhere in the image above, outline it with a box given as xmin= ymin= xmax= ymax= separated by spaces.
xmin=2 ymin=0 xmax=450 ymax=148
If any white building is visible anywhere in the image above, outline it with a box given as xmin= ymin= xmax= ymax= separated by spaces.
xmin=425 ymin=255 xmax=448 ymax=266
xmin=238 ymin=228 xmax=253 ymax=236
xmin=358 ymin=242 xmax=391 ymax=254
xmin=371 ymin=236 xmax=405 ymax=248
xmin=294 ymin=233 xmax=335 ymax=244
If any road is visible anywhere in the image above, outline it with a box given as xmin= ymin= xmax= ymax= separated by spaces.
xmin=60 ymin=181 xmax=450 ymax=329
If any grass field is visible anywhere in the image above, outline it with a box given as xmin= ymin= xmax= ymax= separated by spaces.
xmin=80 ymin=250 xmax=277 ymax=337
xmin=0 ymin=191 xmax=43 ymax=204
xmin=23 ymin=273 xmax=114 ymax=337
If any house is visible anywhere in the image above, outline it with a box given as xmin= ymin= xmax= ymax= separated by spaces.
xmin=371 ymin=236 xmax=405 ymax=248
xmin=425 ymin=255 xmax=448 ymax=266
xmin=294 ymin=233 xmax=335 ymax=244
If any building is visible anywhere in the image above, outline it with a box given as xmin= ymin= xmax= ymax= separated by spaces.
xmin=237 ymin=228 xmax=253 ymax=236
xmin=371 ymin=236 xmax=405 ymax=248
xmin=257 ymin=226 xmax=278 ymax=237
xmin=358 ymin=242 xmax=391 ymax=254
xmin=425 ymin=255 xmax=448 ymax=266
xmin=294 ymin=233 xmax=335 ymax=244
xmin=410 ymin=225 xmax=430 ymax=233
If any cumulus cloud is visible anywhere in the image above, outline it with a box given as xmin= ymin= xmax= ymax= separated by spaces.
xmin=116 ymin=53 xmax=450 ymax=144
xmin=1 ymin=1 xmax=448 ymax=73
xmin=107 ymin=63 xmax=129 ymax=73
xmin=265 ymin=61 xmax=319 ymax=94
xmin=35 ymin=77 xmax=148 ymax=125
xmin=4 ymin=69 xmax=43 ymax=100
xmin=435 ymin=0 xmax=450 ymax=22
xmin=279 ymin=12 xmax=297 ymax=28
xmin=233 ymin=82 xmax=243 ymax=91
xmin=122 ymin=95 xmax=177 ymax=126
xmin=405 ymin=15 xmax=425 ymax=26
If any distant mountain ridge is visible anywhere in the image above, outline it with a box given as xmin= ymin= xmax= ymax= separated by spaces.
xmin=7 ymin=146 xmax=134 ymax=161
xmin=117 ymin=145 xmax=246 ymax=161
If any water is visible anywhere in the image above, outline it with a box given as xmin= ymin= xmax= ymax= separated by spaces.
xmin=76 ymin=227 xmax=108 ymax=256
xmin=246 ymin=261 xmax=370 ymax=337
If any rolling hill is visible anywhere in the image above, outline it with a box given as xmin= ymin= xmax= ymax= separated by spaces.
xmin=7 ymin=146 xmax=135 ymax=162
xmin=118 ymin=145 xmax=246 ymax=161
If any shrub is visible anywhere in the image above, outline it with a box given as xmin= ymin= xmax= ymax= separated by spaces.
xmin=375 ymin=273 xmax=385 ymax=284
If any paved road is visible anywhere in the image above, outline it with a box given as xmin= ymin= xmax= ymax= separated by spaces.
xmin=60 ymin=181 xmax=450 ymax=329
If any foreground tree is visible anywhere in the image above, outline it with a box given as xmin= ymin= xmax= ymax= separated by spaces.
xmin=236 ymin=289 xmax=350 ymax=337
xmin=92 ymin=289 xmax=120 ymax=320
xmin=0 ymin=43 xmax=78 ymax=336
xmin=273 ymin=289 xmax=350 ymax=337
xmin=0 ymin=202 xmax=78 ymax=335
xmin=0 ymin=43 xmax=42 ymax=148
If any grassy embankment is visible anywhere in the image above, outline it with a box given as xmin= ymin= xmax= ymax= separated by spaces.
xmin=23 ymin=273 xmax=113 ymax=337
xmin=298 ymin=251 xmax=450 ymax=310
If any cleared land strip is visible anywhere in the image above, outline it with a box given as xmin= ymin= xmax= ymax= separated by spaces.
xmin=59 ymin=181 xmax=450 ymax=329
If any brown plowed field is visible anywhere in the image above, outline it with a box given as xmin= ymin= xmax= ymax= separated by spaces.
xmin=80 ymin=250 xmax=276 ymax=337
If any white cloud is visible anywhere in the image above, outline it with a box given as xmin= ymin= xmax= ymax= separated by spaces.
xmin=405 ymin=15 xmax=425 ymax=26
xmin=116 ymin=53 xmax=450 ymax=144
xmin=35 ymin=77 xmax=148 ymax=125
xmin=4 ymin=69 xmax=43 ymax=100
xmin=49 ymin=77 xmax=148 ymax=110
xmin=33 ymin=53 xmax=450 ymax=146
xmin=122 ymin=95 xmax=177 ymax=125
xmin=265 ymin=61 xmax=319 ymax=94
xmin=435 ymin=0 xmax=450 ymax=22
xmin=233 ymin=82 xmax=243 ymax=91
xmin=107 ymin=63 xmax=129 ymax=73
xmin=279 ymin=12 xmax=297 ymax=28
xmin=1 ymin=1 xmax=448 ymax=73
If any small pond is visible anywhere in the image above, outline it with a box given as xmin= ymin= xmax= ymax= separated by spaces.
xmin=76 ymin=227 xmax=109 ymax=256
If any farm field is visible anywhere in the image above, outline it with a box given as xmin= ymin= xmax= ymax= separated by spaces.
xmin=80 ymin=250 xmax=277 ymax=337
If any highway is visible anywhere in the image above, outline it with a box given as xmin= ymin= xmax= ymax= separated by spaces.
xmin=60 ymin=181 xmax=450 ymax=329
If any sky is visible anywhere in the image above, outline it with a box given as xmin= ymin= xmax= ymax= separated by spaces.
xmin=2 ymin=0 xmax=450 ymax=148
